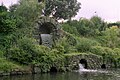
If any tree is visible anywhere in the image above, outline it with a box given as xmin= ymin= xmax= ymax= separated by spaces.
xmin=77 ymin=18 xmax=94 ymax=36
xmin=0 ymin=4 xmax=7 ymax=12
xmin=9 ymin=0 xmax=43 ymax=37
xmin=43 ymin=0 xmax=81 ymax=20
xmin=9 ymin=0 xmax=42 ymax=22
xmin=90 ymin=16 xmax=107 ymax=32
xmin=62 ymin=22 xmax=79 ymax=35
xmin=0 ymin=5 xmax=16 ymax=34
xmin=99 ymin=26 xmax=120 ymax=48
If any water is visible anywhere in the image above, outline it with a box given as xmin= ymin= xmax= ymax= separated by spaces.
xmin=79 ymin=63 xmax=85 ymax=69
xmin=41 ymin=34 xmax=53 ymax=47
xmin=0 ymin=70 xmax=120 ymax=80
xmin=79 ymin=63 xmax=98 ymax=72
xmin=0 ymin=64 xmax=120 ymax=80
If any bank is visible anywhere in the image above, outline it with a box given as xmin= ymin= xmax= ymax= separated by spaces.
xmin=0 ymin=52 xmax=118 ymax=76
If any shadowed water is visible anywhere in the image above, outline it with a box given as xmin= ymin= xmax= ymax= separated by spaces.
xmin=0 ymin=64 xmax=120 ymax=80
xmin=0 ymin=69 xmax=120 ymax=80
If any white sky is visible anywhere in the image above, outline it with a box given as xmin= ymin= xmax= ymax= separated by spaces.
xmin=0 ymin=0 xmax=18 ymax=8
xmin=0 ymin=0 xmax=120 ymax=22
xmin=76 ymin=0 xmax=120 ymax=22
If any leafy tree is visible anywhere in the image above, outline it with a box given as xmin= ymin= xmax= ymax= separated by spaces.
xmin=77 ymin=18 xmax=94 ymax=36
xmin=0 ymin=4 xmax=7 ymax=12
xmin=98 ymin=26 xmax=120 ymax=48
xmin=0 ymin=5 xmax=16 ymax=34
xmin=62 ymin=22 xmax=79 ymax=35
xmin=90 ymin=16 xmax=107 ymax=32
xmin=9 ymin=0 xmax=43 ymax=37
xmin=43 ymin=0 xmax=81 ymax=20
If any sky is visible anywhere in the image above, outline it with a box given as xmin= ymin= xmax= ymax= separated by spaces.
xmin=76 ymin=0 xmax=120 ymax=22
xmin=0 ymin=0 xmax=18 ymax=8
xmin=0 ymin=0 xmax=120 ymax=22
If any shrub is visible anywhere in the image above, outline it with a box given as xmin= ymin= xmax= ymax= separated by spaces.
xmin=0 ymin=58 xmax=21 ymax=72
xmin=7 ymin=37 xmax=51 ymax=64
xmin=75 ymin=37 xmax=100 ymax=52
xmin=90 ymin=46 xmax=106 ymax=56
xmin=90 ymin=46 xmax=115 ymax=56
xmin=113 ymin=48 xmax=120 ymax=58
xmin=0 ymin=51 xmax=4 ymax=58
xmin=62 ymin=23 xmax=79 ymax=35
xmin=37 ymin=49 xmax=65 ymax=72
xmin=56 ymin=35 xmax=77 ymax=54
xmin=90 ymin=46 xmax=117 ymax=65
xmin=113 ymin=48 xmax=120 ymax=67
xmin=97 ymin=27 xmax=120 ymax=48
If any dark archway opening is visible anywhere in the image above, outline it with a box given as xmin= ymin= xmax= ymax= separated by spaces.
xmin=79 ymin=59 xmax=88 ymax=69
xmin=38 ymin=0 xmax=42 ymax=3
xmin=101 ymin=64 xmax=106 ymax=69
xmin=50 ymin=67 xmax=57 ymax=72
xmin=39 ymin=23 xmax=53 ymax=34
xmin=39 ymin=22 xmax=55 ymax=45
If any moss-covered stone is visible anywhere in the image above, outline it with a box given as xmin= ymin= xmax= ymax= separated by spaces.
xmin=64 ymin=53 xmax=116 ymax=70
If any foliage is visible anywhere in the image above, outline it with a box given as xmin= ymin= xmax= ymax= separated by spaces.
xmin=55 ymin=33 xmax=78 ymax=54
xmin=97 ymin=26 xmax=120 ymax=48
xmin=7 ymin=37 xmax=50 ymax=64
xmin=113 ymin=48 xmax=120 ymax=66
xmin=90 ymin=16 xmax=107 ymax=32
xmin=0 ymin=58 xmax=21 ymax=72
xmin=0 ymin=5 xmax=7 ymax=12
xmin=9 ymin=0 xmax=43 ymax=37
xmin=0 ymin=51 xmax=4 ymax=58
xmin=75 ymin=37 xmax=100 ymax=52
xmin=1 ymin=0 xmax=120 ymax=72
xmin=90 ymin=46 xmax=106 ymax=56
xmin=62 ymin=23 xmax=79 ymax=35
xmin=43 ymin=0 xmax=81 ymax=20
xmin=90 ymin=46 xmax=118 ymax=65
xmin=62 ymin=16 xmax=107 ymax=37
xmin=38 ymin=49 xmax=65 ymax=72
xmin=77 ymin=18 xmax=95 ymax=36
xmin=0 ymin=5 xmax=17 ymax=34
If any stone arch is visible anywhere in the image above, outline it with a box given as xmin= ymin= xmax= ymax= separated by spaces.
xmin=79 ymin=59 xmax=88 ymax=69
xmin=35 ymin=16 xmax=61 ymax=47
xmin=39 ymin=22 xmax=56 ymax=34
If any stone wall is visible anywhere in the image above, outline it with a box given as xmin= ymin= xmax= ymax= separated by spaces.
xmin=35 ymin=16 xmax=61 ymax=47
xmin=33 ymin=53 xmax=116 ymax=73
xmin=64 ymin=53 xmax=115 ymax=70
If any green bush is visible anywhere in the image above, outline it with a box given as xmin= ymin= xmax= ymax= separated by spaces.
xmin=75 ymin=37 xmax=100 ymax=52
xmin=0 ymin=58 xmax=21 ymax=72
xmin=0 ymin=51 xmax=4 ymax=58
xmin=37 ymin=49 xmax=65 ymax=72
xmin=7 ymin=37 xmax=51 ymax=64
xmin=62 ymin=23 xmax=79 ymax=35
xmin=113 ymin=48 xmax=120 ymax=58
xmin=90 ymin=46 xmax=115 ymax=56
xmin=90 ymin=46 xmax=106 ymax=56
xmin=56 ymin=35 xmax=77 ymax=54
xmin=90 ymin=46 xmax=117 ymax=65
xmin=97 ymin=27 xmax=120 ymax=48
xmin=113 ymin=48 xmax=120 ymax=67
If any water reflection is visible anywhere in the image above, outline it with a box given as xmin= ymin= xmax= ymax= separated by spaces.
xmin=0 ymin=69 xmax=120 ymax=80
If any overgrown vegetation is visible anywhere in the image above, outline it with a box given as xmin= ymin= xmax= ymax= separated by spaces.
xmin=0 ymin=0 xmax=120 ymax=73
xmin=62 ymin=17 xmax=120 ymax=67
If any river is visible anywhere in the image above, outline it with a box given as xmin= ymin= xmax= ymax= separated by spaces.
xmin=0 ymin=69 xmax=120 ymax=80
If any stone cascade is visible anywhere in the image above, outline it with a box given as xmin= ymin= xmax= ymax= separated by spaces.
xmin=41 ymin=34 xmax=53 ymax=48
xmin=35 ymin=16 xmax=61 ymax=47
